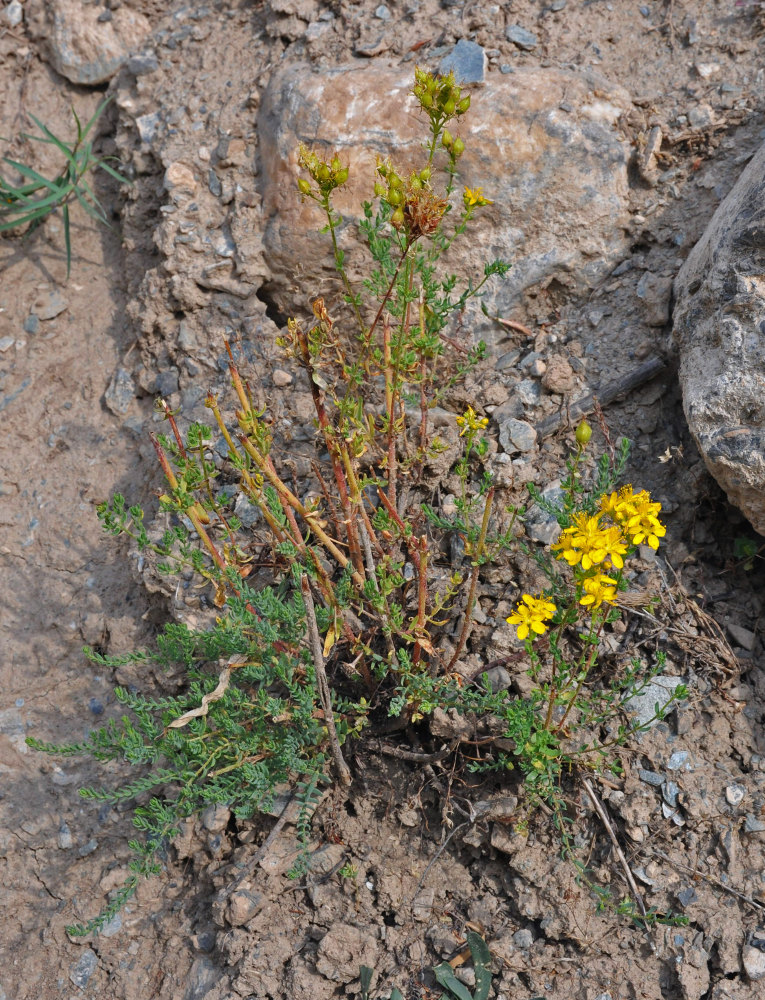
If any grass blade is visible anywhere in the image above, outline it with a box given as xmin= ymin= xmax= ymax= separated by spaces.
xmin=63 ymin=203 xmax=71 ymax=278
xmin=28 ymin=114 xmax=78 ymax=169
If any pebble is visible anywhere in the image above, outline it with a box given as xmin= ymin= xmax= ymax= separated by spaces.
xmin=233 ymin=494 xmax=260 ymax=528
xmin=273 ymin=368 xmax=293 ymax=387
xmin=0 ymin=337 xmax=14 ymax=353
xmin=551 ymin=0 xmax=567 ymax=9
xmin=78 ymin=838 xmax=99 ymax=857
xmin=439 ymin=39 xmax=486 ymax=85
xmin=136 ymin=112 xmax=161 ymax=144
xmin=667 ymin=750 xmax=691 ymax=771
xmin=727 ymin=623 xmax=756 ymax=651
xmin=485 ymin=665 xmax=512 ymax=692
xmin=164 ymin=162 xmax=197 ymax=194
xmin=513 ymin=928 xmax=535 ymax=949
xmin=499 ymin=417 xmax=537 ymax=454
xmin=99 ymin=912 xmax=122 ymax=938
xmin=69 ymin=949 xmax=98 ymax=989
xmin=374 ymin=4 xmax=391 ymax=19
xmin=676 ymin=886 xmax=698 ymax=907
xmin=5 ymin=0 xmax=22 ymax=25
xmin=201 ymin=803 xmax=230 ymax=833
xmin=226 ymin=888 xmax=264 ymax=927
xmin=639 ymin=767 xmax=667 ymax=787
xmin=662 ymin=781 xmax=679 ymax=807
xmin=743 ymin=944 xmax=765 ymax=981
xmin=185 ymin=957 xmax=221 ymax=1000
xmin=516 ymin=378 xmax=541 ymax=406
xmin=506 ymin=24 xmax=538 ymax=50
xmin=725 ymin=784 xmax=746 ymax=807
xmin=127 ymin=51 xmax=159 ymax=75
xmin=695 ymin=62 xmax=720 ymax=80
xmin=57 ymin=821 xmax=74 ymax=850
xmin=744 ymin=814 xmax=765 ymax=833
xmin=23 ymin=315 xmax=40 ymax=334
xmin=104 ymin=367 xmax=135 ymax=416
xmin=624 ymin=677 xmax=685 ymax=728
xmin=88 ymin=698 xmax=104 ymax=716
xmin=32 ymin=289 xmax=68 ymax=321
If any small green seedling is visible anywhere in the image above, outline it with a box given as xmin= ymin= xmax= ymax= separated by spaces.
xmin=0 ymin=97 xmax=129 ymax=276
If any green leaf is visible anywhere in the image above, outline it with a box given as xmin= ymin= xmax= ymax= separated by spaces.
xmin=467 ymin=931 xmax=492 ymax=1000
xmin=433 ymin=962 xmax=474 ymax=1000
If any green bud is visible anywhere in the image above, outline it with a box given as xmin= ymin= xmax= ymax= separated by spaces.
xmin=443 ymin=98 xmax=456 ymax=116
xmin=389 ymin=173 xmax=403 ymax=189
xmin=442 ymin=128 xmax=453 ymax=149
xmin=452 ymin=137 xmax=465 ymax=157
xmin=297 ymin=178 xmax=312 ymax=196
xmin=317 ymin=163 xmax=330 ymax=183
xmin=335 ymin=167 xmax=349 ymax=185
xmin=419 ymin=167 xmax=431 ymax=182
xmin=391 ymin=206 xmax=405 ymax=228
xmin=457 ymin=96 xmax=471 ymax=114
xmin=420 ymin=93 xmax=433 ymax=109
xmin=331 ymin=156 xmax=342 ymax=172
xmin=575 ymin=420 xmax=593 ymax=446
xmin=410 ymin=176 xmax=422 ymax=191
xmin=387 ymin=187 xmax=402 ymax=206
xmin=374 ymin=181 xmax=386 ymax=197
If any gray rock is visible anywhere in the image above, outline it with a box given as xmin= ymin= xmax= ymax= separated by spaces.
xmin=484 ymin=665 xmax=512 ymax=692
xmin=57 ymin=821 xmax=73 ymax=849
xmin=499 ymin=418 xmax=537 ymax=454
xmin=104 ymin=367 xmax=135 ymax=415
xmin=156 ymin=368 xmax=180 ymax=396
xmin=636 ymin=271 xmax=673 ymax=326
xmin=27 ymin=0 xmax=151 ymax=85
xmin=184 ymin=957 xmax=222 ymax=1000
xmin=676 ymin=886 xmax=698 ymax=907
xmin=673 ymin=138 xmax=765 ymax=534
xmin=667 ymin=749 xmax=691 ymax=770
xmin=727 ymin=623 xmax=756 ymax=650
xmin=662 ymin=780 xmax=680 ymax=807
xmin=259 ymin=63 xmax=632 ymax=346
xmin=201 ymin=803 xmax=230 ymax=833
xmin=525 ymin=483 xmax=564 ymax=545
xmin=4 ymin=0 xmax=22 ymax=27
xmin=374 ymin=4 xmax=391 ymax=19
xmin=32 ymin=289 xmax=68 ymax=321
xmin=726 ymin=783 xmax=746 ymax=806
xmin=743 ymin=945 xmax=765 ymax=982
xmin=136 ymin=112 xmax=162 ymax=144
xmin=439 ymin=39 xmax=486 ymax=85
xmin=226 ymin=888 xmax=264 ymax=927
xmin=638 ymin=768 xmax=664 ymax=786
xmin=513 ymin=928 xmax=535 ymax=949
xmin=23 ymin=315 xmax=40 ymax=334
xmin=550 ymin=0 xmax=567 ymax=9
xmin=69 ymin=949 xmax=98 ymax=989
xmin=506 ymin=25 xmax=538 ymax=50
xmin=99 ymin=912 xmax=122 ymax=938
xmin=127 ymin=51 xmax=158 ymax=75
xmin=744 ymin=814 xmax=765 ymax=833
xmin=623 ymin=676 xmax=685 ymax=728
xmin=516 ymin=378 xmax=542 ymax=406
xmin=0 ymin=337 xmax=14 ymax=353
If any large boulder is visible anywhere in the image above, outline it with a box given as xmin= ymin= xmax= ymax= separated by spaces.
xmin=257 ymin=60 xmax=632 ymax=343
xmin=673 ymin=141 xmax=765 ymax=535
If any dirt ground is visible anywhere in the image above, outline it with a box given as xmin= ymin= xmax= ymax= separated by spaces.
xmin=2 ymin=1 xmax=765 ymax=999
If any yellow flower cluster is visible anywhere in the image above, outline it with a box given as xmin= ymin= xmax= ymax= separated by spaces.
xmin=549 ymin=486 xmax=665 ymax=611
xmin=463 ymin=186 xmax=493 ymax=209
xmin=456 ymin=405 xmax=488 ymax=436
xmin=507 ymin=593 xmax=556 ymax=641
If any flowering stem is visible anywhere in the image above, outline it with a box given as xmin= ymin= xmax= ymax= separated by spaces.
xmin=552 ymin=612 xmax=606 ymax=735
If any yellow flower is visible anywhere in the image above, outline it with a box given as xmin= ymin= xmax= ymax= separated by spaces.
xmin=455 ymin=405 xmax=489 ymax=436
xmin=507 ymin=593 xmax=556 ymax=641
xmin=579 ymin=574 xmax=618 ymax=609
xmin=551 ymin=513 xmax=627 ymax=571
xmin=463 ymin=186 xmax=493 ymax=208
xmin=599 ymin=486 xmax=665 ymax=550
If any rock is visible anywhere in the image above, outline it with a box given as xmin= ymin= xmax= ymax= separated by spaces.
xmin=726 ymin=783 xmax=746 ymax=806
xmin=498 ymin=417 xmax=537 ymax=454
xmin=104 ymin=367 xmax=135 ymax=415
xmin=525 ymin=482 xmax=564 ymax=545
xmin=258 ymin=62 xmax=632 ymax=346
xmin=226 ymin=888 xmax=264 ymax=927
xmin=727 ymin=623 xmax=756 ymax=650
xmin=57 ymin=820 xmax=73 ymax=849
xmin=743 ymin=945 xmax=765 ymax=982
xmin=273 ymin=368 xmax=293 ymax=386
xmin=541 ymin=355 xmax=575 ymax=394
xmin=636 ymin=271 xmax=673 ymax=326
xmin=513 ymin=928 xmax=535 ymax=949
xmin=32 ymin=289 xmax=68 ymax=320
xmin=506 ymin=25 xmax=538 ymax=50
xmin=5 ymin=0 xmax=22 ymax=27
xmin=673 ymin=139 xmax=765 ymax=534
xmin=69 ymin=949 xmax=98 ymax=989
xmin=623 ymin=675 xmax=685 ymax=727
xmin=439 ymin=39 xmax=486 ymax=85
xmin=184 ymin=957 xmax=222 ymax=1000
xmin=27 ymin=0 xmax=151 ymax=85
xmin=23 ymin=314 xmax=40 ymax=334
xmin=0 ymin=337 xmax=14 ymax=353
xmin=201 ymin=804 xmax=230 ymax=833
xmin=744 ymin=814 xmax=765 ymax=833
xmin=667 ymin=749 xmax=691 ymax=771
xmin=127 ymin=51 xmax=159 ymax=75
xmin=164 ymin=162 xmax=197 ymax=194
xmin=316 ymin=924 xmax=378 ymax=983
xmin=638 ymin=768 xmax=664 ymax=786
xmin=136 ymin=111 xmax=161 ymax=144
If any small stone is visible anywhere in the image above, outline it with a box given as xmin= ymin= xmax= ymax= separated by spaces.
xmin=23 ymin=314 xmax=40 ymax=334
xmin=688 ymin=103 xmax=715 ymax=129
xmin=506 ymin=24 xmax=538 ymax=50
xmin=695 ymin=62 xmax=720 ymax=80
xmin=99 ymin=912 xmax=122 ymax=938
xmin=57 ymin=821 xmax=73 ymax=849
xmin=233 ymin=494 xmax=260 ymax=528
xmin=498 ymin=417 xmax=537 ymax=454
xmin=550 ymin=0 xmax=567 ymax=9
xmin=638 ymin=768 xmax=664 ymax=786
xmin=541 ymin=356 xmax=575 ymax=394
xmin=156 ymin=369 xmax=179 ymax=396
xmin=273 ymin=368 xmax=293 ymax=387
xmin=662 ymin=781 xmax=680 ymax=807
xmin=4 ymin=0 xmax=22 ymax=27
xmin=439 ymin=39 xmax=486 ymax=85
xmin=78 ymin=838 xmax=98 ymax=857
xmin=164 ymin=162 xmax=197 ymax=194
xmin=374 ymin=4 xmax=391 ymax=19
xmin=70 ymin=949 xmax=98 ymax=989
xmin=625 ymin=825 xmax=644 ymax=843
xmin=676 ymin=886 xmax=698 ymax=907
xmin=743 ymin=945 xmax=765 ymax=981
xmin=624 ymin=677 xmax=686 ymax=728
xmin=667 ymin=750 xmax=691 ymax=771
xmin=0 ymin=337 xmax=14 ymax=352
xmin=485 ymin=665 xmax=511 ymax=692
xmin=636 ymin=271 xmax=673 ymax=326
xmin=126 ymin=51 xmax=158 ymax=75
xmin=725 ymin=784 xmax=746 ymax=807
xmin=104 ymin=367 xmax=135 ymax=415
xmin=727 ymin=623 xmax=756 ymax=651
xmin=744 ymin=814 xmax=765 ymax=833
xmin=88 ymin=698 xmax=104 ymax=716
xmin=136 ymin=112 xmax=161 ymax=144
xmin=185 ymin=957 xmax=221 ymax=1000
xmin=32 ymin=289 xmax=68 ymax=321
xmin=201 ymin=803 xmax=230 ymax=833
xmin=226 ymin=888 xmax=264 ymax=927
xmin=513 ymin=928 xmax=535 ymax=949
xmin=516 ymin=378 xmax=541 ymax=406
